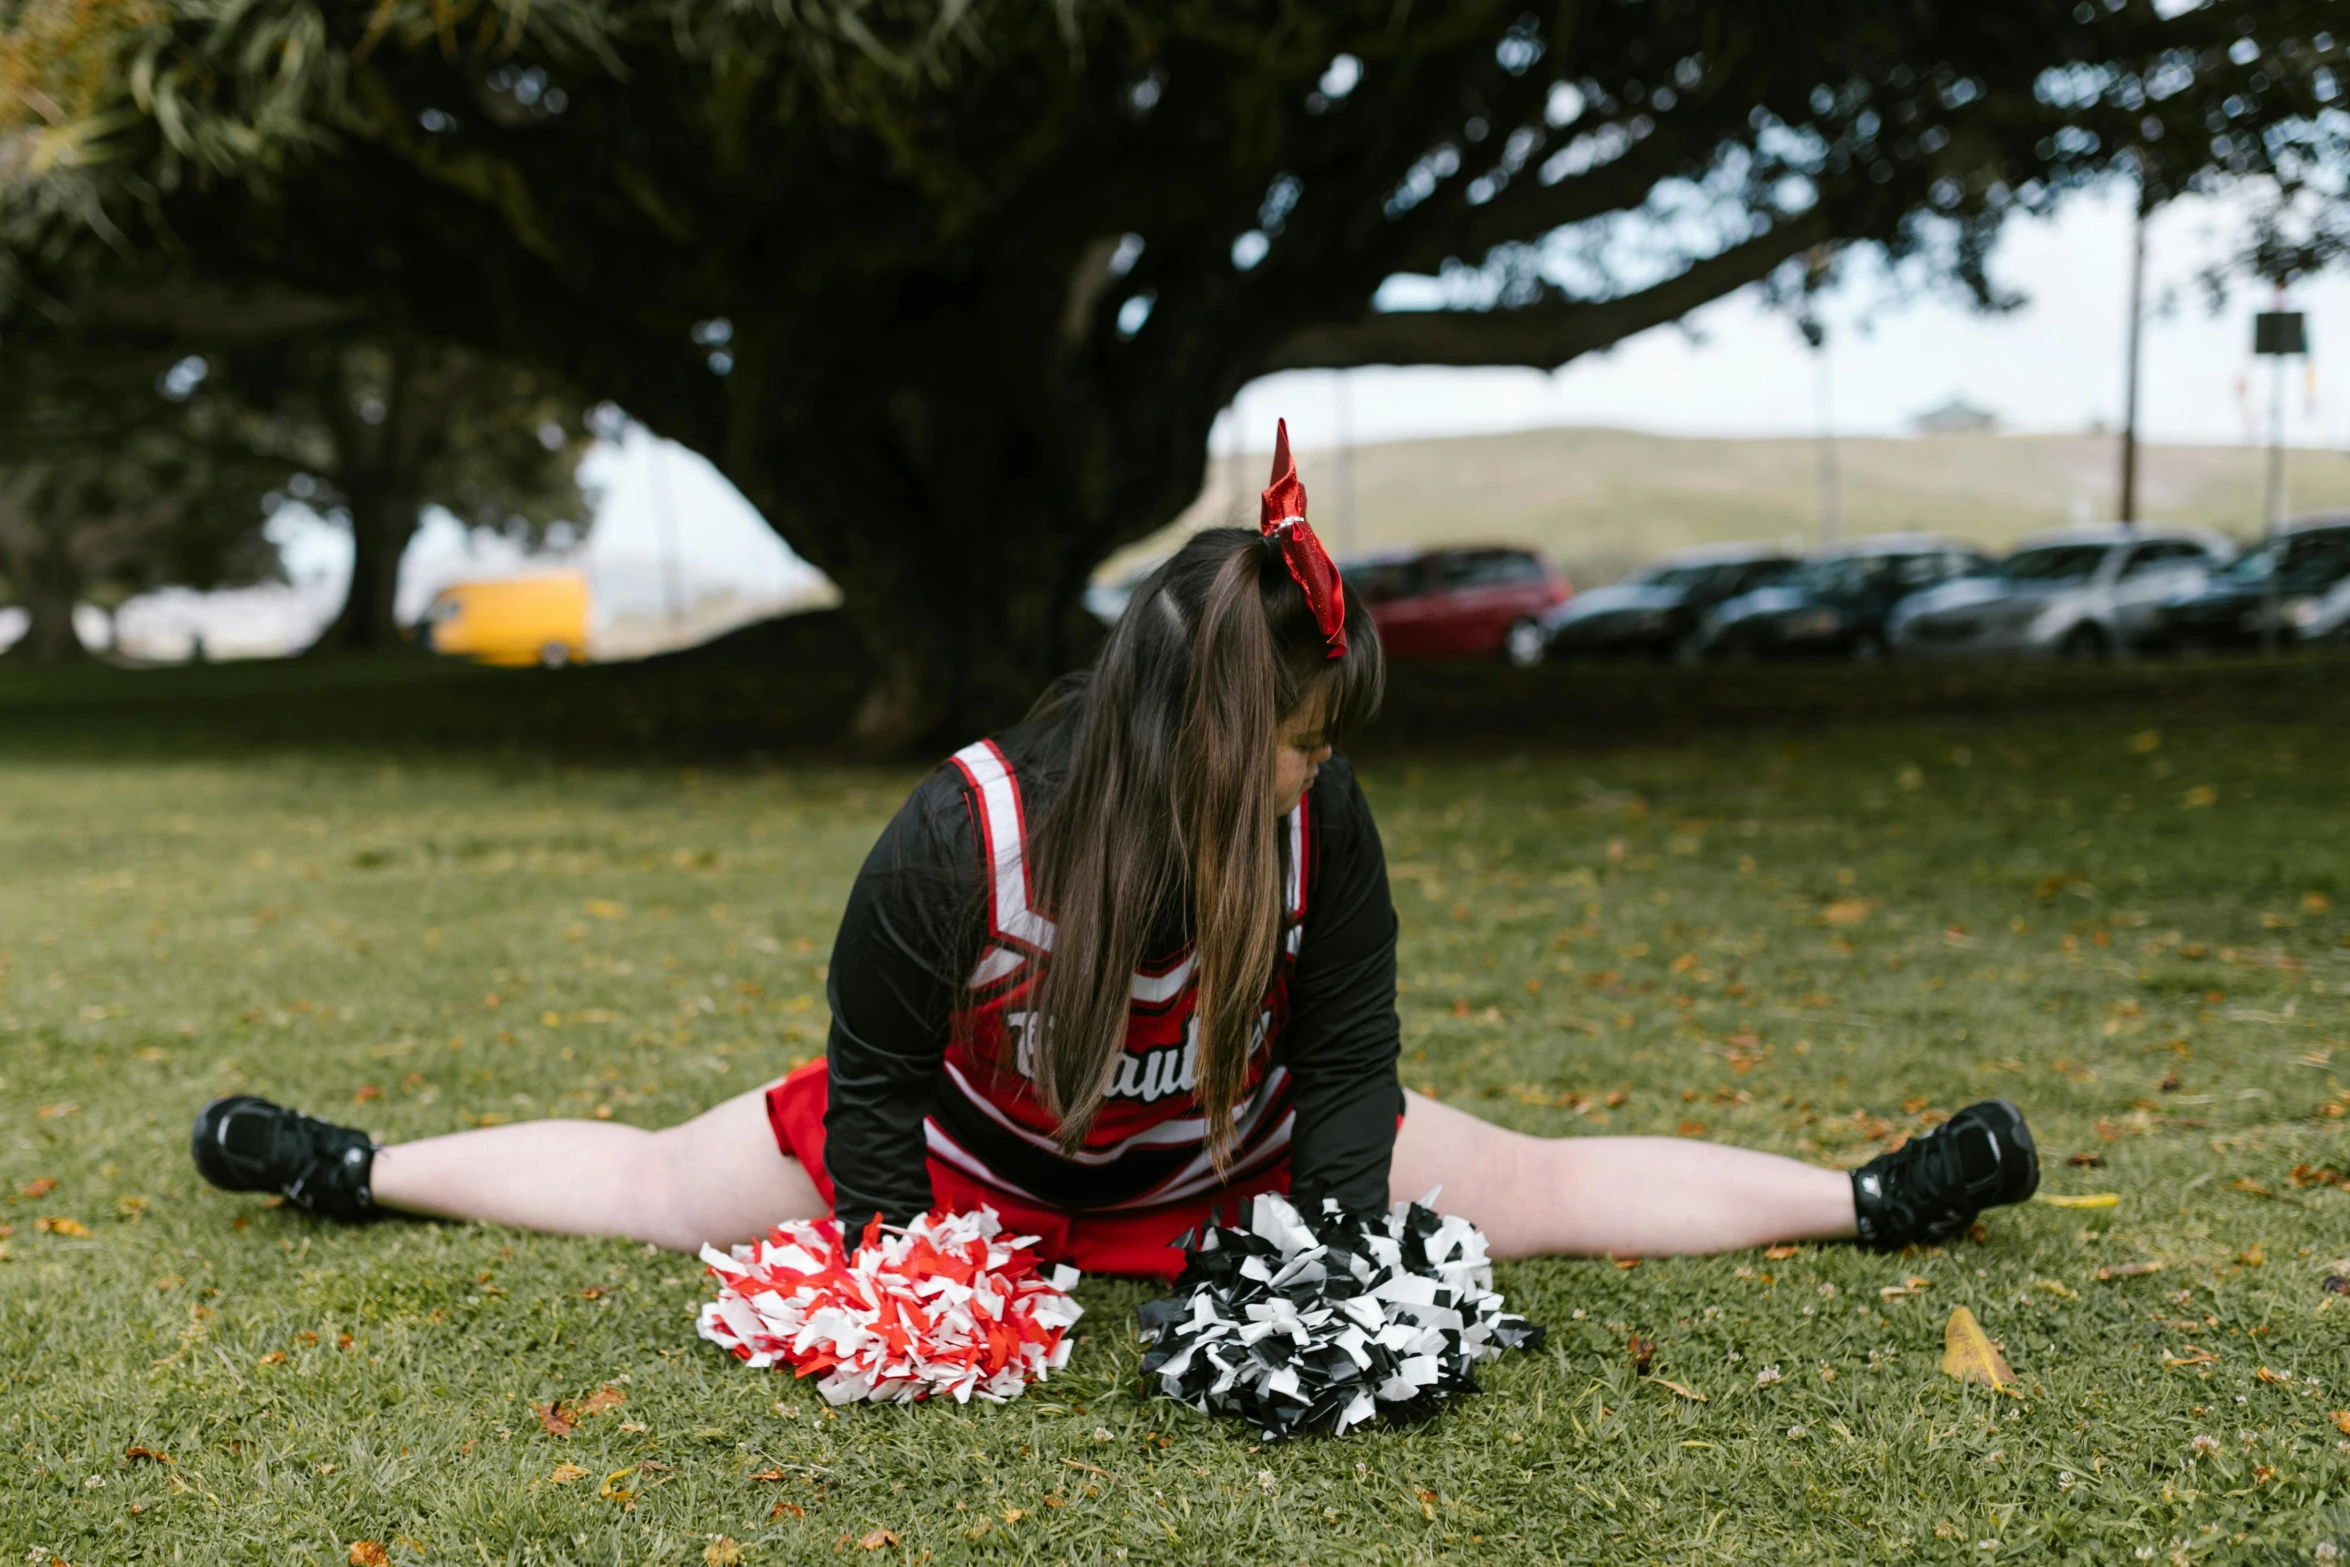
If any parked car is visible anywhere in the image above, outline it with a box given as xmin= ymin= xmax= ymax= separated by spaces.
xmin=1887 ymin=523 xmax=2232 ymax=659
xmin=2136 ymin=515 xmax=2350 ymax=653
xmin=1341 ymin=546 xmax=1570 ymax=666
xmin=1695 ymin=534 xmax=1987 ymax=662
xmin=1538 ymin=543 xmax=1796 ymax=663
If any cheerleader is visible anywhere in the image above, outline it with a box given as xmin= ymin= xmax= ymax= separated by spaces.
xmin=193 ymin=424 xmax=2036 ymax=1276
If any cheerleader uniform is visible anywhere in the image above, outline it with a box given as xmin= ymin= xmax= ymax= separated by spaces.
xmin=763 ymin=706 xmax=1404 ymax=1280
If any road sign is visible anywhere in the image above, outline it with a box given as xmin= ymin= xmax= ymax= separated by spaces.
xmin=2254 ymin=311 xmax=2307 ymax=355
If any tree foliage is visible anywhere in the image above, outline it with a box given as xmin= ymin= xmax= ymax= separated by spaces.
xmin=5 ymin=0 xmax=2344 ymax=739
xmin=0 ymin=348 xmax=287 ymax=658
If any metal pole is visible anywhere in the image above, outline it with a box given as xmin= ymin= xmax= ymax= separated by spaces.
xmin=1814 ymin=334 xmax=1841 ymax=546
xmin=651 ymin=427 xmax=685 ymax=629
xmin=1334 ymin=372 xmax=1357 ymax=555
xmin=2118 ymin=181 xmax=2148 ymax=526
xmin=2261 ymin=347 xmax=2286 ymax=654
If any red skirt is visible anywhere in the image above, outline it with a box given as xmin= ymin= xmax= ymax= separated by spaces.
xmin=762 ymin=1059 xmax=1292 ymax=1282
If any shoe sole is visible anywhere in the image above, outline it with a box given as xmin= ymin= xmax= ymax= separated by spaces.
xmin=1978 ymin=1098 xmax=2040 ymax=1203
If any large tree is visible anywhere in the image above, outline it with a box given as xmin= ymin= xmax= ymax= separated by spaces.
xmin=5 ymin=1 xmax=2342 ymax=742
xmin=0 ymin=349 xmax=287 ymax=660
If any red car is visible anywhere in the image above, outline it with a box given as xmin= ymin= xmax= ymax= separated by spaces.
xmin=1341 ymin=547 xmax=1572 ymax=665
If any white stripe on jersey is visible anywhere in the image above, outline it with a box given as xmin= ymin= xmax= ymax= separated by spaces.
xmin=949 ymin=739 xmax=1054 ymax=952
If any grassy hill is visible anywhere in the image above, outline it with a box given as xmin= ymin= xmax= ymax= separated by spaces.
xmin=1111 ymin=427 xmax=2350 ymax=586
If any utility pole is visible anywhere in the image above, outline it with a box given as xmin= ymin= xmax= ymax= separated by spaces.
xmin=1801 ymin=314 xmax=1840 ymax=546
xmin=2117 ymin=171 xmax=2150 ymax=526
xmin=1333 ymin=371 xmax=1358 ymax=556
xmin=2253 ymin=300 xmax=2305 ymax=654
xmin=649 ymin=426 xmax=686 ymax=630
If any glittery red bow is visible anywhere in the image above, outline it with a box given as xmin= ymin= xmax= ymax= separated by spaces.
xmin=1258 ymin=419 xmax=1347 ymax=659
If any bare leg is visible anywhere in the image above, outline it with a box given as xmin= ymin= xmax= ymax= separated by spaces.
xmin=1390 ymin=1090 xmax=1857 ymax=1259
xmin=368 ymin=1082 xmax=824 ymax=1253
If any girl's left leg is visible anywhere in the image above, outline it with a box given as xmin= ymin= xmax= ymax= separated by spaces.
xmin=1389 ymin=1090 xmax=1858 ymax=1259
xmin=366 ymin=1083 xmax=823 ymax=1253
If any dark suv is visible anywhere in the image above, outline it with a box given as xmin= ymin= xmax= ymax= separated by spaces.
xmin=1342 ymin=547 xmax=1571 ymax=666
xmin=1695 ymin=534 xmax=1988 ymax=662
xmin=1539 ymin=544 xmax=1795 ymax=663
xmin=2137 ymin=518 xmax=2350 ymax=652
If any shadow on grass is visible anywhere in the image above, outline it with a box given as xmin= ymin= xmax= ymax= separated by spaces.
xmin=3 ymin=608 xmax=2346 ymax=764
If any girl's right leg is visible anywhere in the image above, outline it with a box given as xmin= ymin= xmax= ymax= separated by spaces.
xmin=368 ymin=1083 xmax=825 ymax=1253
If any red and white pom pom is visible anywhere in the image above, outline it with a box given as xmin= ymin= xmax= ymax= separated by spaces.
xmin=696 ymin=1207 xmax=1083 ymax=1406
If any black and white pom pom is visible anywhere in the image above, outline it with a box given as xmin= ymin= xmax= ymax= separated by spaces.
xmin=1135 ymin=1192 xmax=1545 ymax=1440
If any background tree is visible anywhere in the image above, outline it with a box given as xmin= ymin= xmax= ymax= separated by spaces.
xmin=0 ymin=350 xmax=287 ymax=660
xmin=6 ymin=0 xmax=2343 ymax=742
xmin=215 ymin=338 xmax=595 ymax=652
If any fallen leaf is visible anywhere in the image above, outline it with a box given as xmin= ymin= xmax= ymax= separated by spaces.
xmin=2181 ymin=785 xmax=2218 ymax=809
xmin=1940 ymin=1306 xmax=2014 ymax=1390
xmin=2253 ymin=1464 xmax=2276 ymax=1484
xmin=2255 ymin=1366 xmax=2291 ymax=1386
xmin=597 ymin=1467 xmax=638 ymax=1504
xmin=2127 ymin=729 xmax=2162 ymax=754
xmin=2240 ymin=1244 xmax=2266 ymax=1267
xmin=35 ymin=1216 xmax=92 ymax=1236
xmin=749 ymin=1468 xmax=788 ymax=1482
xmin=1646 ymin=1376 xmax=1707 ymax=1402
xmin=2066 ymin=1152 xmax=2105 ymax=1168
xmin=2162 ymin=1347 xmax=2219 ymax=1369
xmin=1612 ymin=1257 xmax=1642 ymax=1270
xmin=575 ymin=1385 xmax=626 ymax=1416
xmin=2331 ymin=1411 xmax=2350 ymax=1436
xmin=1416 ymin=1489 xmax=1438 ymax=1521
xmin=1821 ymin=897 xmax=1878 ymax=927
xmin=257 ymin=1351 xmax=286 ymax=1366
xmin=348 ymin=1545 xmax=389 ymax=1567
xmin=2096 ymin=1262 xmax=2163 ymax=1281
xmin=770 ymin=1501 xmax=806 ymax=1520
xmin=1627 ymin=1336 xmax=1657 ymax=1375
xmin=534 ymin=1402 xmax=574 ymax=1437
xmin=858 ymin=1527 xmax=899 ymax=1550
xmin=703 ymin=1538 xmax=742 ymax=1566
xmin=2035 ymin=1279 xmax=2078 ymax=1300
xmin=17 ymin=1177 xmax=58 ymax=1197
xmin=548 ymin=1464 xmax=589 ymax=1484
xmin=2034 ymin=1192 xmax=2118 ymax=1210
xmin=123 ymin=1446 xmax=171 ymax=1464
xmin=1763 ymin=1244 xmax=1802 ymax=1261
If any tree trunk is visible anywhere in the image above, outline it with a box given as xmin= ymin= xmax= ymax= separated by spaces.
xmin=307 ymin=477 xmax=422 ymax=654
xmin=305 ymin=339 xmax=431 ymax=656
xmin=0 ymin=531 xmax=92 ymax=662
xmin=718 ymin=295 xmax=1215 ymax=757
xmin=5 ymin=584 xmax=89 ymax=661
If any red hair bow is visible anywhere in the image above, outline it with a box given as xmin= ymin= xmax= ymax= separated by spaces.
xmin=1258 ymin=419 xmax=1347 ymax=659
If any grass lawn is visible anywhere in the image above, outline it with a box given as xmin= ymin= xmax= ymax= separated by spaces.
xmin=3 ymin=659 xmax=2349 ymax=1564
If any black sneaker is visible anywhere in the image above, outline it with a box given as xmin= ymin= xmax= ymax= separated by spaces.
xmin=1850 ymin=1099 xmax=2038 ymax=1250
xmin=191 ymin=1096 xmax=378 ymax=1221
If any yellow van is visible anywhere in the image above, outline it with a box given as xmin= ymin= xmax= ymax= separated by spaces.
xmin=419 ymin=573 xmax=590 ymax=667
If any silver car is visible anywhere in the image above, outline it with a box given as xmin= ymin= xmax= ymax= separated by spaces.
xmin=1888 ymin=523 xmax=2233 ymax=659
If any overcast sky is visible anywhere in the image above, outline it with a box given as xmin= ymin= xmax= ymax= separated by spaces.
xmin=298 ymin=178 xmax=2350 ymax=608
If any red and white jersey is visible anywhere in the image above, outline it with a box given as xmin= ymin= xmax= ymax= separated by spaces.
xmin=926 ymin=738 xmax=1310 ymax=1211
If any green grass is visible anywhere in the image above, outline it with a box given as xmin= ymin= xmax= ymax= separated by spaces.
xmin=3 ymin=663 xmax=2350 ymax=1564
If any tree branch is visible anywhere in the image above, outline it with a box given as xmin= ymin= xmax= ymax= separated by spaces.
xmin=1261 ymin=211 xmax=1830 ymax=371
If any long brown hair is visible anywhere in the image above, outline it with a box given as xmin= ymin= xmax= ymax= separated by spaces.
xmin=1024 ymin=527 xmax=1384 ymax=1166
